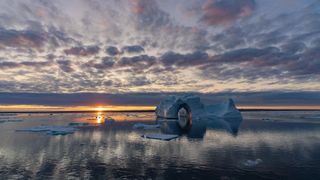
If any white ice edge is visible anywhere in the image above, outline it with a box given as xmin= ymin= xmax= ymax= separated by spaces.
xmin=142 ymin=133 xmax=179 ymax=141
xmin=133 ymin=123 xmax=160 ymax=129
xmin=16 ymin=125 xmax=76 ymax=135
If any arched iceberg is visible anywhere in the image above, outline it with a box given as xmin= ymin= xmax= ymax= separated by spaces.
xmin=155 ymin=95 xmax=242 ymax=135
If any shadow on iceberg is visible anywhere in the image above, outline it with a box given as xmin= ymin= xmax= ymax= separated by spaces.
xmin=155 ymin=95 xmax=243 ymax=138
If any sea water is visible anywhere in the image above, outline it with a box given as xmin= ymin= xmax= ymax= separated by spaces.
xmin=0 ymin=111 xmax=320 ymax=179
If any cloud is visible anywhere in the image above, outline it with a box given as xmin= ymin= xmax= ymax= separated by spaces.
xmin=117 ymin=55 xmax=156 ymax=70
xmin=0 ymin=91 xmax=320 ymax=107
xmin=199 ymin=45 xmax=320 ymax=82
xmin=199 ymin=0 xmax=256 ymax=25
xmin=0 ymin=61 xmax=52 ymax=70
xmin=0 ymin=28 xmax=45 ymax=49
xmin=64 ymin=46 xmax=100 ymax=56
xmin=0 ymin=0 xmax=319 ymax=95
xmin=121 ymin=45 xmax=145 ymax=54
xmin=126 ymin=76 xmax=151 ymax=86
xmin=160 ymin=51 xmax=209 ymax=67
xmin=56 ymin=60 xmax=74 ymax=73
xmin=83 ymin=57 xmax=115 ymax=70
xmin=105 ymin=46 xmax=120 ymax=56
xmin=130 ymin=0 xmax=171 ymax=29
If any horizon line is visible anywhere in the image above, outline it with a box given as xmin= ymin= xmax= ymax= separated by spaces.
xmin=1 ymin=108 xmax=320 ymax=114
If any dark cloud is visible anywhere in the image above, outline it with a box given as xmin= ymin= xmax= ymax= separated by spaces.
xmin=121 ymin=45 xmax=145 ymax=54
xmin=56 ymin=60 xmax=74 ymax=73
xmin=200 ymin=0 xmax=256 ymax=25
xmin=281 ymin=42 xmax=306 ymax=54
xmin=0 ymin=61 xmax=52 ymax=70
xmin=160 ymin=51 xmax=209 ymax=67
xmin=127 ymin=76 xmax=151 ymax=86
xmin=84 ymin=57 xmax=115 ymax=70
xmin=103 ymin=80 xmax=113 ymax=86
xmin=0 ymin=91 xmax=319 ymax=107
xmin=64 ymin=46 xmax=100 ymax=56
xmin=152 ymin=42 xmax=320 ymax=83
xmin=0 ymin=28 xmax=45 ymax=49
xmin=117 ymin=55 xmax=156 ymax=70
xmin=199 ymin=45 xmax=320 ymax=82
xmin=105 ymin=46 xmax=120 ymax=56
xmin=47 ymin=26 xmax=80 ymax=46
xmin=213 ymin=47 xmax=279 ymax=63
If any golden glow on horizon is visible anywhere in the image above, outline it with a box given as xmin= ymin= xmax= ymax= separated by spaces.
xmin=0 ymin=104 xmax=320 ymax=112
xmin=0 ymin=104 xmax=156 ymax=112
xmin=94 ymin=106 xmax=110 ymax=111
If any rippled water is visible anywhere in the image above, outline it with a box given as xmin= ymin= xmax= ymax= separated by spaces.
xmin=1 ymin=111 xmax=320 ymax=179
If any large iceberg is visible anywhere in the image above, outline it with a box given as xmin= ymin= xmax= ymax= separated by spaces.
xmin=155 ymin=95 xmax=242 ymax=135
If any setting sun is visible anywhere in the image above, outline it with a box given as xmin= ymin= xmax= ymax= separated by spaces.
xmin=94 ymin=107 xmax=109 ymax=111
xmin=96 ymin=112 xmax=103 ymax=123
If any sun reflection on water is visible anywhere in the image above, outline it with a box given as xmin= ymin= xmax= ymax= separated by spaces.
xmin=96 ymin=112 xmax=103 ymax=123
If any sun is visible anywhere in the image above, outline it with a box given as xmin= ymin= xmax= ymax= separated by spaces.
xmin=94 ymin=106 xmax=107 ymax=111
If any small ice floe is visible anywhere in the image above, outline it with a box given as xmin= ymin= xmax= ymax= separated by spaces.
xmin=0 ymin=119 xmax=23 ymax=123
xmin=243 ymin=159 xmax=263 ymax=167
xmin=133 ymin=123 xmax=160 ymax=130
xmin=7 ymin=119 xmax=23 ymax=122
xmin=142 ymin=134 xmax=179 ymax=141
xmin=68 ymin=122 xmax=89 ymax=126
xmin=0 ymin=113 xmax=17 ymax=117
xmin=262 ymin=118 xmax=274 ymax=122
xmin=16 ymin=126 xmax=76 ymax=136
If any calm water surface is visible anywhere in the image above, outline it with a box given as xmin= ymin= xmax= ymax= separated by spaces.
xmin=0 ymin=111 xmax=320 ymax=180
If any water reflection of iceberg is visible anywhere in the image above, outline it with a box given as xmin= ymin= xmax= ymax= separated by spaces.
xmin=155 ymin=95 xmax=243 ymax=137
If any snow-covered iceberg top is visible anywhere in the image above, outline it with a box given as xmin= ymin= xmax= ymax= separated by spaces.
xmin=155 ymin=95 xmax=243 ymax=134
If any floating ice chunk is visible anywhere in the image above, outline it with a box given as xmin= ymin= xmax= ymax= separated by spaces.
xmin=68 ymin=122 xmax=89 ymax=126
xmin=243 ymin=159 xmax=263 ymax=167
xmin=0 ymin=113 xmax=17 ymax=117
xmin=16 ymin=126 xmax=76 ymax=136
xmin=7 ymin=119 xmax=23 ymax=122
xmin=142 ymin=134 xmax=179 ymax=141
xmin=0 ymin=119 xmax=23 ymax=123
xmin=133 ymin=123 xmax=160 ymax=129
xmin=262 ymin=118 xmax=274 ymax=122
xmin=46 ymin=130 xmax=74 ymax=136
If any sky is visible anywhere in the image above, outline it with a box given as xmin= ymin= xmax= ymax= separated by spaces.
xmin=0 ymin=0 xmax=320 ymax=110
